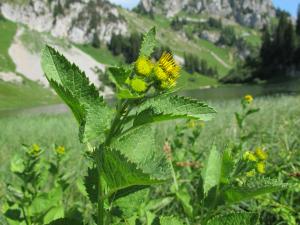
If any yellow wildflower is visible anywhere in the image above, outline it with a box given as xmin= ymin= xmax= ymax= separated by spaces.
xmin=187 ymin=120 xmax=196 ymax=128
xmin=154 ymin=52 xmax=180 ymax=89
xmin=243 ymin=151 xmax=257 ymax=162
xmin=159 ymin=52 xmax=180 ymax=78
xmin=255 ymin=147 xmax=268 ymax=161
xmin=244 ymin=95 xmax=253 ymax=104
xmin=160 ymin=78 xmax=176 ymax=89
xmin=55 ymin=146 xmax=65 ymax=155
xmin=154 ymin=65 xmax=168 ymax=81
xmin=256 ymin=162 xmax=266 ymax=174
xmin=246 ymin=169 xmax=256 ymax=177
xmin=135 ymin=56 xmax=153 ymax=77
xmin=130 ymin=78 xmax=148 ymax=93
xmin=29 ymin=143 xmax=41 ymax=156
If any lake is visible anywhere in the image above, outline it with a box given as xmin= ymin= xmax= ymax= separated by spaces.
xmin=1 ymin=80 xmax=299 ymax=117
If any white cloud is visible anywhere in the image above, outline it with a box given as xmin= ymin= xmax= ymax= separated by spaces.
xmin=108 ymin=0 xmax=140 ymax=9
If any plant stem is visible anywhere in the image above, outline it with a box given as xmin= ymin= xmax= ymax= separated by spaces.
xmin=97 ymin=166 xmax=104 ymax=225
xmin=95 ymin=100 xmax=130 ymax=225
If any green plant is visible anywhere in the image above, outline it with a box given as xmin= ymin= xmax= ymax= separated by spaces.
xmin=1 ymin=28 xmax=291 ymax=225
xmin=2 ymin=144 xmax=69 ymax=225
xmin=40 ymin=27 xmax=217 ymax=224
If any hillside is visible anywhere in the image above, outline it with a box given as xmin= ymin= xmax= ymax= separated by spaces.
xmin=0 ymin=0 xmax=273 ymax=111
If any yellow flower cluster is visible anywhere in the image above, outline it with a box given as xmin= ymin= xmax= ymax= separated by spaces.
xmin=255 ymin=147 xmax=268 ymax=160
xmin=28 ymin=144 xmax=41 ymax=156
xmin=129 ymin=52 xmax=180 ymax=93
xmin=155 ymin=52 xmax=180 ymax=89
xmin=243 ymin=151 xmax=257 ymax=162
xmin=244 ymin=147 xmax=268 ymax=175
xmin=135 ymin=56 xmax=153 ymax=77
xmin=244 ymin=94 xmax=253 ymax=104
xmin=55 ymin=146 xmax=65 ymax=155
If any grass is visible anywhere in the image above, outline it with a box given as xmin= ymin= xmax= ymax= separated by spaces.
xmin=1 ymin=94 xmax=298 ymax=163
xmin=76 ymin=44 xmax=124 ymax=66
xmin=0 ymin=19 xmax=17 ymax=71
xmin=0 ymin=80 xmax=60 ymax=111
xmin=177 ymin=70 xmax=218 ymax=89
xmin=0 ymin=94 xmax=299 ymax=223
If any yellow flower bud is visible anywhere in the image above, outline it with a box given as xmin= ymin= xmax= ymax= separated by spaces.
xmin=154 ymin=65 xmax=168 ymax=81
xmin=243 ymin=151 xmax=257 ymax=162
xmin=256 ymin=162 xmax=266 ymax=174
xmin=135 ymin=56 xmax=153 ymax=77
xmin=246 ymin=169 xmax=256 ymax=177
xmin=55 ymin=146 xmax=65 ymax=155
xmin=244 ymin=95 xmax=253 ymax=104
xmin=130 ymin=78 xmax=148 ymax=93
xmin=255 ymin=147 xmax=268 ymax=161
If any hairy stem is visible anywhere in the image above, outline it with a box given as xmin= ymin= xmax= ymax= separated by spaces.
xmin=97 ymin=166 xmax=104 ymax=225
xmin=96 ymin=100 xmax=130 ymax=225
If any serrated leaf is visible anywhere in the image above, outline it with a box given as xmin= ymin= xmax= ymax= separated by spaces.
xmin=100 ymin=147 xmax=164 ymax=197
xmin=224 ymin=178 xmax=288 ymax=204
xmin=30 ymin=186 xmax=63 ymax=216
xmin=111 ymin=124 xmax=171 ymax=180
xmin=160 ymin=216 xmax=184 ymax=225
xmin=108 ymin=66 xmax=131 ymax=89
xmin=114 ymin=189 xmax=148 ymax=218
xmin=139 ymin=27 xmax=156 ymax=57
xmin=207 ymin=212 xmax=259 ymax=225
xmin=43 ymin=206 xmax=64 ymax=225
xmin=134 ymin=95 xmax=216 ymax=127
xmin=108 ymin=66 xmax=143 ymax=99
xmin=84 ymin=167 xmax=98 ymax=203
xmin=220 ymin=149 xmax=235 ymax=184
xmin=100 ymin=124 xmax=171 ymax=197
xmin=41 ymin=46 xmax=113 ymax=144
xmin=202 ymin=146 xmax=222 ymax=195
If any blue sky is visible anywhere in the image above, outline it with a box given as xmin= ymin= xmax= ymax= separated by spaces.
xmin=273 ymin=0 xmax=300 ymax=17
xmin=108 ymin=0 xmax=300 ymax=17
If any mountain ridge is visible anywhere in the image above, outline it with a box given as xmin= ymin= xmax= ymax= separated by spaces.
xmin=136 ymin=0 xmax=275 ymax=29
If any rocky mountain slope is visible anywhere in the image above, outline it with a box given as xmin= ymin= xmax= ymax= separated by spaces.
xmin=136 ymin=0 xmax=275 ymax=28
xmin=0 ymin=0 xmax=127 ymax=44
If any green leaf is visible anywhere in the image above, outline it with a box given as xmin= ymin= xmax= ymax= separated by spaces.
xmin=100 ymin=124 xmax=171 ymax=197
xmin=134 ymin=95 xmax=216 ymax=127
xmin=111 ymin=125 xmax=171 ymax=180
xmin=220 ymin=149 xmax=235 ymax=184
xmin=175 ymin=187 xmax=193 ymax=218
xmin=43 ymin=206 xmax=64 ymax=225
xmin=207 ymin=212 xmax=259 ymax=225
xmin=46 ymin=218 xmax=83 ymax=225
xmin=30 ymin=186 xmax=63 ymax=216
xmin=84 ymin=167 xmax=98 ymax=203
xmin=41 ymin=46 xmax=113 ymax=143
xmin=108 ymin=66 xmax=144 ymax=99
xmin=10 ymin=154 xmax=25 ymax=173
xmin=160 ymin=216 xmax=184 ymax=225
xmin=114 ymin=189 xmax=148 ymax=219
xmin=139 ymin=27 xmax=156 ymax=57
xmin=202 ymin=146 xmax=222 ymax=195
xmin=4 ymin=209 xmax=21 ymax=221
xmin=100 ymin=147 xmax=164 ymax=197
xmin=108 ymin=66 xmax=131 ymax=89
xmin=224 ymin=178 xmax=288 ymax=204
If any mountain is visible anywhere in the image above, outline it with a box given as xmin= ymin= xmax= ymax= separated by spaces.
xmin=136 ymin=0 xmax=275 ymax=28
xmin=0 ymin=0 xmax=127 ymax=44
xmin=0 ymin=0 xmax=277 ymax=111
